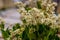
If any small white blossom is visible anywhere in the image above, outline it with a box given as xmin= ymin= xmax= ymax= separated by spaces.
xmin=17 ymin=0 xmax=60 ymax=29
xmin=0 ymin=17 xmax=5 ymax=24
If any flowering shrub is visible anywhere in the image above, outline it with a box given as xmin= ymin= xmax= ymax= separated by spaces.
xmin=1 ymin=0 xmax=60 ymax=40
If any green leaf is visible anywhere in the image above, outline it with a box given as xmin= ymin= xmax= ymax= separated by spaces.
xmin=0 ymin=22 xmax=4 ymax=30
xmin=37 ymin=1 xmax=42 ymax=9
xmin=13 ymin=23 xmax=20 ymax=31
xmin=25 ymin=5 xmax=31 ymax=12
xmin=22 ymin=19 xmax=26 ymax=23
xmin=1 ymin=29 xmax=9 ymax=40
xmin=22 ymin=26 xmax=29 ymax=40
xmin=6 ymin=28 xmax=11 ymax=35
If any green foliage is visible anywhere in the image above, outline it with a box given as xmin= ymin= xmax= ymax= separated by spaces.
xmin=21 ymin=24 xmax=60 ymax=40
xmin=1 ymin=23 xmax=60 ymax=40
xmin=0 ymin=22 xmax=4 ymax=30
xmin=22 ymin=27 xmax=29 ymax=40
xmin=1 ymin=29 xmax=10 ymax=40
xmin=25 ymin=5 xmax=31 ymax=12
xmin=37 ymin=1 xmax=42 ymax=9
xmin=0 ymin=23 xmax=21 ymax=40
xmin=13 ymin=23 xmax=20 ymax=31
xmin=0 ymin=0 xmax=60 ymax=40
xmin=22 ymin=19 xmax=26 ymax=23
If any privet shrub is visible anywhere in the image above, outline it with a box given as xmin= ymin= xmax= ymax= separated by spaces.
xmin=0 ymin=0 xmax=60 ymax=40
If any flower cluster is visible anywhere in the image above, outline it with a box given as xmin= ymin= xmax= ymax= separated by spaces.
xmin=1 ymin=0 xmax=60 ymax=40
xmin=16 ymin=0 xmax=60 ymax=28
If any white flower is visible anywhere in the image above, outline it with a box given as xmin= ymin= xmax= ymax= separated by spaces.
xmin=0 ymin=17 xmax=5 ymax=24
xmin=52 ymin=2 xmax=57 ymax=6
xmin=16 ymin=2 xmax=26 ymax=8
xmin=17 ymin=0 xmax=59 ymax=28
